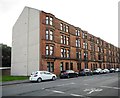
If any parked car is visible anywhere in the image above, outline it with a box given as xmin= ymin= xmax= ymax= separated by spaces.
xmin=93 ymin=68 xmax=103 ymax=74
xmin=109 ymin=68 xmax=115 ymax=73
xmin=115 ymin=68 xmax=120 ymax=72
xmin=60 ymin=70 xmax=78 ymax=78
xmin=79 ymin=69 xmax=93 ymax=76
xmin=29 ymin=71 xmax=57 ymax=82
xmin=102 ymin=69 xmax=110 ymax=73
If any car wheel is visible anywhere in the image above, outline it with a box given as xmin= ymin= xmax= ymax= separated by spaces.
xmin=37 ymin=78 xmax=42 ymax=83
xmin=52 ymin=76 xmax=56 ymax=81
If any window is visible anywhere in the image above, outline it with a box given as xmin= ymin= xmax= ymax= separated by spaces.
xmin=46 ymin=16 xmax=49 ymax=25
xmin=46 ymin=29 xmax=53 ymax=40
xmin=66 ymin=25 xmax=69 ymax=32
xmin=61 ymin=48 xmax=64 ymax=57
xmin=63 ymin=25 xmax=66 ymax=32
xmin=46 ymin=16 xmax=53 ymax=25
xmin=77 ymin=63 xmax=81 ymax=70
xmin=46 ymin=30 xmax=49 ymax=40
xmin=46 ymin=45 xmax=54 ymax=56
xmin=65 ymin=63 xmax=69 ymax=70
xmin=50 ymin=17 xmax=53 ymax=25
xmin=61 ymin=35 xmax=69 ymax=45
xmin=60 ymin=23 xmax=69 ymax=32
xmin=61 ymin=35 xmax=63 ymax=44
xmin=50 ymin=30 xmax=53 ymax=40
xmin=70 ymin=63 xmax=73 ymax=70
xmin=85 ymin=62 xmax=88 ymax=69
xmin=60 ymin=23 xmax=63 ymax=30
xmin=82 ymin=32 xmax=85 ymax=38
xmin=50 ymin=46 xmax=53 ymax=55
xmin=76 ymin=29 xmax=80 ymax=36
xmin=61 ymin=48 xmax=70 ymax=58
xmin=60 ymin=62 xmax=64 ymax=71
xmin=82 ymin=32 xmax=87 ymax=39
xmin=67 ymin=50 xmax=70 ymax=58
xmin=76 ymin=39 xmax=80 ymax=47
xmin=76 ymin=51 xmax=81 ymax=59
xmin=46 ymin=45 xmax=49 ymax=56
xmin=64 ymin=49 xmax=66 ymax=57
xmin=97 ymin=39 xmax=99 ymax=44
xmin=64 ymin=36 xmax=66 ymax=44
xmin=84 ymin=51 xmax=88 ymax=60
xmin=66 ymin=37 xmax=69 ymax=45
xmin=47 ymin=62 xmax=54 ymax=72
xmin=83 ymin=41 xmax=88 ymax=49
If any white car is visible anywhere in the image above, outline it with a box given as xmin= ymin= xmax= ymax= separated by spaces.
xmin=29 ymin=71 xmax=57 ymax=82
xmin=93 ymin=68 xmax=103 ymax=74
xmin=115 ymin=68 xmax=120 ymax=72
xmin=103 ymin=69 xmax=110 ymax=73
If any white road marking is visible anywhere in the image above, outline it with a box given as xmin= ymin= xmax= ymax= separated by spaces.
xmin=100 ymin=86 xmax=120 ymax=90
xmin=70 ymin=94 xmax=83 ymax=97
xmin=70 ymin=93 xmax=83 ymax=97
xmin=84 ymin=88 xmax=103 ymax=94
xmin=57 ymin=82 xmax=75 ymax=86
xmin=52 ymin=90 xmax=65 ymax=94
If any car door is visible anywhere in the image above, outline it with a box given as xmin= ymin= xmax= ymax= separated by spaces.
xmin=44 ymin=71 xmax=52 ymax=80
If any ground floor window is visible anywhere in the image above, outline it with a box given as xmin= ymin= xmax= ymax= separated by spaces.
xmin=77 ymin=63 xmax=81 ymax=71
xmin=47 ymin=62 xmax=54 ymax=72
xmin=85 ymin=62 xmax=88 ymax=69
xmin=65 ymin=62 xmax=69 ymax=70
xmin=60 ymin=62 xmax=64 ymax=71
xmin=70 ymin=63 xmax=73 ymax=70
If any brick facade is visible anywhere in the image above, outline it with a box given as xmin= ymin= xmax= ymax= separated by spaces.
xmin=38 ymin=11 xmax=120 ymax=76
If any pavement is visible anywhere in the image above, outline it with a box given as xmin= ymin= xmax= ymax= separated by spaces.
xmin=0 ymin=79 xmax=29 ymax=86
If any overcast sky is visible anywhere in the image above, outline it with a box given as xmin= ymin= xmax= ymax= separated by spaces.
xmin=0 ymin=0 xmax=119 ymax=47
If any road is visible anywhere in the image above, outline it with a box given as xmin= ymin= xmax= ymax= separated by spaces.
xmin=2 ymin=73 xmax=120 ymax=97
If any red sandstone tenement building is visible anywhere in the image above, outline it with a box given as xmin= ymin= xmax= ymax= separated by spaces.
xmin=11 ymin=7 xmax=120 ymax=76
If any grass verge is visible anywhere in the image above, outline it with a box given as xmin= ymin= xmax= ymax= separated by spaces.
xmin=1 ymin=76 xmax=29 ymax=82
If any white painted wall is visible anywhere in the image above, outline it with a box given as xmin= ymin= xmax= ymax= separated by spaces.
xmin=11 ymin=7 xmax=40 ymax=76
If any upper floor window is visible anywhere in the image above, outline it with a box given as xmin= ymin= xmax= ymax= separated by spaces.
xmin=46 ymin=29 xmax=53 ymax=40
xmin=46 ymin=16 xmax=53 ymax=26
xmin=64 ymin=36 xmax=66 ymax=44
xmin=60 ymin=23 xmax=63 ymax=30
xmin=82 ymin=32 xmax=85 ymax=38
xmin=46 ymin=45 xmax=54 ymax=56
xmin=66 ymin=37 xmax=69 ymax=45
xmin=97 ymin=39 xmax=99 ymax=44
xmin=46 ymin=45 xmax=49 ymax=56
xmin=84 ymin=51 xmax=88 ymax=60
xmin=76 ymin=51 xmax=81 ymax=59
xmin=46 ymin=16 xmax=49 ymax=25
xmin=76 ymin=29 xmax=80 ymax=36
xmin=60 ymin=23 xmax=69 ymax=32
xmin=61 ymin=48 xmax=70 ymax=58
xmin=76 ymin=39 xmax=80 ymax=47
xmin=67 ymin=50 xmax=70 ymax=58
xmin=83 ymin=41 xmax=88 ymax=49
xmin=50 ymin=17 xmax=53 ymax=25
xmin=61 ymin=35 xmax=63 ymax=44
xmin=50 ymin=46 xmax=54 ymax=55
xmin=61 ymin=48 xmax=64 ymax=58
xmin=66 ymin=25 xmax=69 ymax=32
xmin=61 ymin=35 xmax=69 ymax=45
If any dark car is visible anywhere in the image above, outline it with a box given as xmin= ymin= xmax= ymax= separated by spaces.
xmin=109 ymin=68 xmax=115 ymax=73
xmin=79 ymin=69 xmax=93 ymax=76
xmin=60 ymin=70 xmax=78 ymax=78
